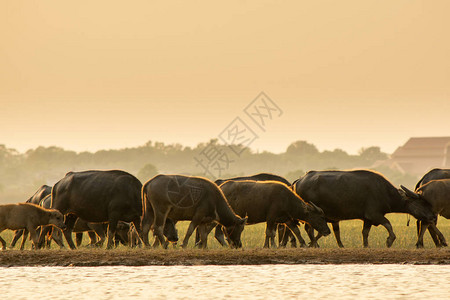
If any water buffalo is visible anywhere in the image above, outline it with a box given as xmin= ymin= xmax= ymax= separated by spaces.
xmin=10 ymin=185 xmax=52 ymax=249
xmin=51 ymin=170 xmax=145 ymax=249
xmin=214 ymin=173 xmax=291 ymax=186
xmin=293 ymin=170 xmax=436 ymax=248
xmin=0 ymin=203 xmax=66 ymax=250
xmin=217 ymin=180 xmax=330 ymax=248
xmin=403 ymin=180 xmax=450 ymax=248
xmin=414 ymin=168 xmax=450 ymax=246
xmin=196 ymin=173 xmax=297 ymax=247
xmin=142 ymin=174 xmax=247 ymax=249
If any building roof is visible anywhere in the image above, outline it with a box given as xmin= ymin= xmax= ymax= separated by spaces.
xmin=389 ymin=137 xmax=450 ymax=174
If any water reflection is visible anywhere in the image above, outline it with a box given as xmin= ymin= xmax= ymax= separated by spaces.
xmin=0 ymin=264 xmax=448 ymax=299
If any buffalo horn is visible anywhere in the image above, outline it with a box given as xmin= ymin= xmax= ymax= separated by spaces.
xmin=310 ymin=202 xmax=324 ymax=215
xmin=400 ymin=185 xmax=420 ymax=199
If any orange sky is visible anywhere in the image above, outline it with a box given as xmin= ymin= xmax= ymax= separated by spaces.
xmin=1 ymin=1 xmax=449 ymax=154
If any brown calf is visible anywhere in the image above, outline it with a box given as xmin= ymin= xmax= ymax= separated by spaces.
xmin=0 ymin=203 xmax=66 ymax=250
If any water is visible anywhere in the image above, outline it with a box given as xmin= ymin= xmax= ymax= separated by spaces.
xmin=0 ymin=264 xmax=449 ymax=299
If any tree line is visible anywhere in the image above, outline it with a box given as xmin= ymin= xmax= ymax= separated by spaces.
xmin=0 ymin=140 xmax=417 ymax=204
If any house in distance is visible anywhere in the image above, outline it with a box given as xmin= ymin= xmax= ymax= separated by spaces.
xmin=384 ymin=137 xmax=450 ymax=175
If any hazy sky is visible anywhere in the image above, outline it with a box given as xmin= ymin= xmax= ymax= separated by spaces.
xmin=1 ymin=1 xmax=449 ymax=154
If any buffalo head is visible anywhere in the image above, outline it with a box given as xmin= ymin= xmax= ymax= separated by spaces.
xmin=49 ymin=210 xmax=67 ymax=230
xmin=223 ymin=217 xmax=247 ymax=248
xmin=304 ymin=202 xmax=331 ymax=236
xmin=163 ymin=219 xmax=179 ymax=243
xmin=400 ymin=186 xmax=436 ymax=223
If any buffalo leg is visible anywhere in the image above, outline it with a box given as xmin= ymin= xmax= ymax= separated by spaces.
xmin=28 ymin=227 xmax=40 ymax=250
xmin=427 ymin=225 xmax=441 ymax=247
xmin=416 ymin=220 xmax=421 ymax=237
xmin=131 ymin=217 xmax=144 ymax=248
xmin=153 ymin=209 xmax=170 ymax=249
xmin=417 ymin=220 xmax=439 ymax=247
xmin=194 ymin=227 xmax=201 ymax=247
xmin=278 ymin=225 xmax=298 ymax=248
xmin=380 ymin=217 xmax=396 ymax=247
xmin=20 ymin=229 xmax=29 ymax=250
xmin=195 ymin=223 xmax=214 ymax=247
xmin=141 ymin=224 xmax=151 ymax=247
xmin=33 ymin=227 xmax=42 ymax=249
xmin=152 ymin=233 xmax=161 ymax=247
xmin=427 ymin=217 xmax=446 ymax=247
xmin=416 ymin=221 xmax=429 ymax=248
xmin=278 ymin=224 xmax=288 ymax=247
xmin=305 ymin=224 xmax=320 ymax=248
xmin=428 ymin=223 xmax=447 ymax=247
xmin=362 ymin=220 xmax=372 ymax=248
xmin=181 ymin=221 xmax=198 ymax=249
xmin=332 ymin=222 xmax=345 ymax=248
xmin=51 ymin=228 xmax=65 ymax=249
xmin=0 ymin=230 xmax=7 ymax=250
xmin=62 ymin=214 xmax=78 ymax=250
xmin=45 ymin=226 xmax=52 ymax=248
xmin=196 ymin=223 xmax=211 ymax=249
xmin=289 ymin=231 xmax=297 ymax=248
xmin=264 ymin=222 xmax=277 ymax=248
xmin=141 ymin=216 xmax=152 ymax=247
xmin=195 ymin=223 xmax=220 ymax=248
xmin=92 ymin=225 xmax=107 ymax=247
xmin=76 ymin=233 xmax=83 ymax=247
xmin=214 ymin=226 xmax=227 ymax=247
xmin=10 ymin=230 xmax=24 ymax=248
xmin=45 ymin=227 xmax=52 ymax=248
xmin=285 ymin=221 xmax=306 ymax=248
xmin=128 ymin=226 xmax=141 ymax=248
xmin=106 ymin=218 xmax=119 ymax=249
xmin=87 ymin=231 xmax=98 ymax=246
xmin=37 ymin=226 xmax=52 ymax=249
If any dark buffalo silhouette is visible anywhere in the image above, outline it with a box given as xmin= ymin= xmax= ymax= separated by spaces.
xmin=414 ymin=168 xmax=450 ymax=246
xmin=10 ymin=185 xmax=52 ymax=249
xmin=51 ymin=170 xmax=145 ymax=249
xmin=218 ymin=180 xmax=330 ymax=248
xmin=214 ymin=173 xmax=291 ymax=186
xmin=196 ymin=173 xmax=298 ymax=247
xmin=403 ymin=179 xmax=450 ymax=248
xmin=415 ymin=168 xmax=450 ymax=190
xmin=293 ymin=170 xmax=436 ymax=248
xmin=142 ymin=174 xmax=247 ymax=249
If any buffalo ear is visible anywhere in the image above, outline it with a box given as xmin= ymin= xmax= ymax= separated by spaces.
xmin=240 ymin=217 xmax=248 ymax=225
xmin=400 ymin=185 xmax=420 ymax=199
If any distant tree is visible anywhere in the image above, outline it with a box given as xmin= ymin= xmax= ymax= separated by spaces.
xmin=137 ymin=163 xmax=158 ymax=182
xmin=358 ymin=147 xmax=388 ymax=163
xmin=286 ymin=141 xmax=319 ymax=156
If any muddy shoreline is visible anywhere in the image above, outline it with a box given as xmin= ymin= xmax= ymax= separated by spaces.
xmin=1 ymin=248 xmax=449 ymax=267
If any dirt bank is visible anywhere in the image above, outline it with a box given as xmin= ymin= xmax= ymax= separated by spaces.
xmin=1 ymin=248 xmax=449 ymax=267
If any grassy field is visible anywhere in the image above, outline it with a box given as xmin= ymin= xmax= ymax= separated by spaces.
xmin=2 ymin=214 xmax=450 ymax=250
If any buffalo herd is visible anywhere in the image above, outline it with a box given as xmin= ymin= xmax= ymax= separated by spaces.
xmin=1 ymin=168 xmax=449 ymax=250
